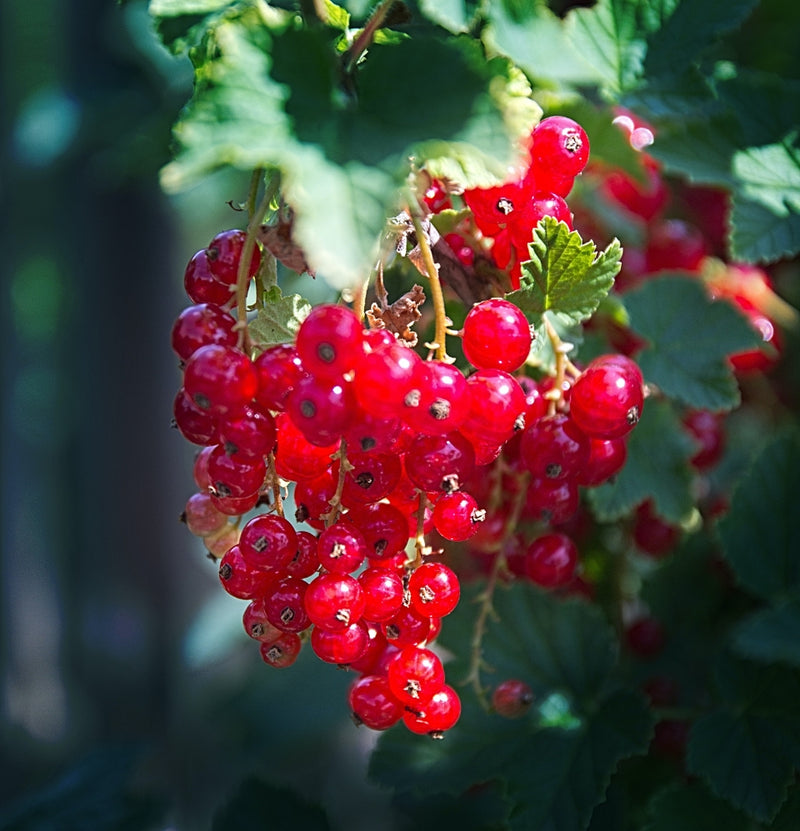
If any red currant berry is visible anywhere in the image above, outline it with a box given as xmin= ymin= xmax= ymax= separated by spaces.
xmin=239 ymin=514 xmax=298 ymax=571
xmin=286 ymin=375 xmax=356 ymax=446
xmin=183 ymin=344 xmax=259 ymax=419
xmin=218 ymin=405 xmax=276 ymax=460
xmin=524 ymin=477 xmax=580 ymax=525
xmin=273 ymin=413 xmax=339 ymax=481
xmin=341 ymin=451 xmax=402 ymax=506
xmin=382 ymin=605 xmax=435 ymax=648
xmin=253 ymin=343 xmax=308 ymax=413
xmin=524 ymin=532 xmax=578 ymax=588
xmin=305 ymin=572 xmax=366 ymax=631
xmin=625 ymin=616 xmax=666 ymax=658
xmin=171 ymin=303 xmax=237 ymax=362
xmin=346 ymin=502 xmax=410 ymax=560
xmin=207 ymin=443 xmax=266 ymax=499
xmin=462 ymin=299 xmax=532 ymax=373
xmin=317 ymin=520 xmax=368 ymax=574
xmin=351 ymin=338 xmax=421 ymax=420
xmin=260 ymin=632 xmax=302 ymax=668
xmin=528 ymin=116 xmax=590 ymax=180
xmin=459 ymin=370 xmax=527 ymax=446
xmin=243 ymin=598 xmax=283 ymax=643
xmin=183 ymin=492 xmax=228 ymax=537
xmin=520 ymin=413 xmax=591 ymax=480
xmin=218 ymin=545 xmax=275 ymax=600
xmin=173 ymin=388 xmax=218 ymax=446
xmin=408 ymin=563 xmax=461 ymax=618
xmin=206 ymin=229 xmax=261 ymax=286
xmin=569 ymin=354 xmax=644 ymax=440
xmin=209 ymin=490 xmax=260 ymax=517
xmin=358 ymin=567 xmax=405 ymax=622
xmin=349 ymin=675 xmax=404 ymax=730
xmin=311 ymin=621 xmax=369 ymax=664
xmin=284 ymin=530 xmax=320 ymax=579
xmin=402 ymin=360 xmax=469 ymax=436
xmin=405 ymin=431 xmax=476 ymax=494
xmin=575 ymin=437 xmax=628 ymax=486
xmin=633 ymin=500 xmax=679 ymax=558
xmin=683 ymin=409 xmax=725 ymax=471
xmin=492 ymin=679 xmax=534 ymax=718
xmin=184 ymin=249 xmax=231 ymax=306
xmin=432 ymin=492 xmax=484 ymax=541
xmin=295 ymin=304 xmax=364 ymax=380
xmin=386 ymin=646 xmax=445 ymax=707
xmin=402 ymin=684 xmax=461 ymax=737
xmin=264 ymin=576 xmax=311 ymax=633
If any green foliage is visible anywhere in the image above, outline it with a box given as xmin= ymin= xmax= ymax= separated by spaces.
xmin=507 ymin=217 xmax=622 ymax=341
xmin=587 ymin=397 xmax=696 ymax=523
xmin=211 ymin=779 xmax=332 ymax=830
xmin=247 ymin=287 xmax=311 ymax=350
xmin=370 ymin=584 xmax=654 ymax=830
xmin=643 ymin=782 xmax=753 ymax=831
xmin=687 ymin=657 xmax=800 ymax=822
xmin=625 ymin=275 xmax=761 ymax=411
xmin=718 ymin=432 xmax=800 ymax=601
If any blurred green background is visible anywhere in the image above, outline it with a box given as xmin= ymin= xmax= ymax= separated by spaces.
xmin=1 ymin=1 xmax=799 ymax=829
xmin=0 ymin=1 xmax=390 ymax=828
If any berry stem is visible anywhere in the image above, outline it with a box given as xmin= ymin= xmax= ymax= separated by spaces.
xmin=345 ymin=0 xmax=396 ymax=73
xmin=411 ymin=491 xmax=430 ymax=569
xmin=266 ymin=452 xmax=284 ymax=518
xmin=409 ymin=208 xmax=449 ymax=362
xmin=321 ymin=439 xmax=351 ymax=528
xmin=463 ymin=480 xmax=528 ymax=707
xmin=236 ymin=170 xmax=280 ymax=352
xmin=543 ymin=314 xmax=577 ymax=415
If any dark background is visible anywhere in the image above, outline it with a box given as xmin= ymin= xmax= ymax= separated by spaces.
xmin=1 ymin=1 xmax=798 ymax=829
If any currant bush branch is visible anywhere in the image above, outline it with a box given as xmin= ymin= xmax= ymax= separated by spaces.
xmin=409 ymin=207 xmax=449 ymax=362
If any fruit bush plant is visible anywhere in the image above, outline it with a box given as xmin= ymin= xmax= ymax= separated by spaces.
xmin=160 ymin=0 xmax=800 ymax=827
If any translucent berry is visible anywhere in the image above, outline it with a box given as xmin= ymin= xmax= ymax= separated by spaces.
xmin=253 ymin=343 xmax=308 ymax=413
xmin=492 ymin=679 xmax=534 ymax=718
xmin=311 ymin=621 xmax=369 ymax=664
xmin=408 ymin=562 xmax=461 ymax=618
xmin=183 ymin=344 xmax=258 ymax=419
xmin=462 ymin=299 xmax=532 ymax=372
xmin=402 ymin=684 xmax=461 ymax=737
xmin=386 ymin=646 xmax=445 ymax=707
xmin=295 ymin=304 xmax=364 ymax=380
xmin=304 ymin=572 xmax=366 ymax=631
xmin=264 ymin=576 xmax=311 ymax=633
xmin=239 ymin=514 xmax=298 ymax=571
xmin=206 ymin=229 xmax=261 ymax=286
xmin=349 ymin=674 xmax=404 ymax=730
xmin=524 ymin=532 xmax=579 ymax=588
xmin=260 ymin=632 xmax=302 ymax=668
xmin=432 ymin=492 xmax=485 ymax=541
xmin=569 ymin=354 xmax=644 ymax=440
xmin=171 ymin=303 xmax=237 ymax=362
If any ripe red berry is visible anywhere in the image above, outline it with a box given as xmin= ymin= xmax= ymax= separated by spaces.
xmin=183 ymin=344 xmax=259 ymax=419
xmin=207 ymin=443 xmax=266 ymax=499
xmin=358 ymin=567 xmax=405 ymax=622
xmin=295 ymin=304 xmax=364 ymax=380
xmin=407 ymin=562 xmax=461 ymax=618
xmin=492 ymin=679 xmax=534 ymax=718
xmin=404 ymin=432 xmax=476 ymax=494
xmin=569 ymin=354 xmax=644 ymax=440
xmin=260 ymin=632 xmax=302 ymax=668
xmin=520 ymin=413 xmax=591 ymax=480
xmin=461 ymin=299 xmax=532 ymax=373
xmin=528 ymin=116 xmax=590 ymax=181
xmin=264 ymin=576 xmax=312 ymax=633
xmin=633 ymin=500 xmax=679 ymax=558
xmin=432 ymin=492 xmax=484 ymax=541
xmin=305 ymin=572 xmax=366 ymax=631
xmin=253 ymin=343 xmax=308 ymax=413
xmin=171 ymin=303 xmax=237 ymax=362
xmin=239 ymin=514 xmax=298 ymax=571
xmin=387 ymin=646 xmax=445 ymax=707
xmin=184 ymin=249 xmax=232 ymax=306
xmin=349 ymin=674 xmax=404 ymax=730
xmin=524 ymin=532 xmax=579 ymax=588
xmin=206 ymin=229 xmax=261 ymax=286
xmin=311 ymin=621 xmax=369 ymax=664
xmin=317 ymin=520 xmax=368 ymax=574
xmin=402 ymin=684 xmax=461 ymax=736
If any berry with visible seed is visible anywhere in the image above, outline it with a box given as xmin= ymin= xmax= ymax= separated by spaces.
xmin=462 ymin=299 xmax=532 ymax=373
xmin=408 ymin=562 xmax=461 ymax=618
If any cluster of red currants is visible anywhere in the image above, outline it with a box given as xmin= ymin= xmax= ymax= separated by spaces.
xmin=429 ymin=115 xmax=590 ymax=288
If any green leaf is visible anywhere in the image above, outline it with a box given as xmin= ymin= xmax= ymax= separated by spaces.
xmin=686 ymin=655 xmax=800 ymax=823
xmin=506 ymin=217 xmax=622 ymax=330
xmin=371 ymin=689 xmax=652 ymax=831
xmin=371 ymin=583 xmax=654 ymax=827
xmin=730 ymin=194 xmax=800 ymax=264
xmin=587 ymin=397 xmax=695 ymax=523
xmin=419 ymin=0 xmax=479 ymax=34
xmin=688 ymin=710 xmax=800 ymax=823
xmin=247 ymin=287 xmax=311 ymax=350
xmin=625 ymin=275 xmax=760 ymax=411
xmin=566 ymin=0 xmax=647 ymax=96
xmin=211 ymin=778 xmax=332 ymax=831
xmin=643 ymin=781 xmax=752 ymax=831
xmin=162 ymin=21 xmax=525 ymax=287
xmin=643 ymin=0 xmax=759 ymax=80
xmin=485 ymin=1 xmax=605 ymax=87
xmin=732 ymin=597 xmax=800 ymax=667
xmin=717 ymin=432 xmax=800 ymax=601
